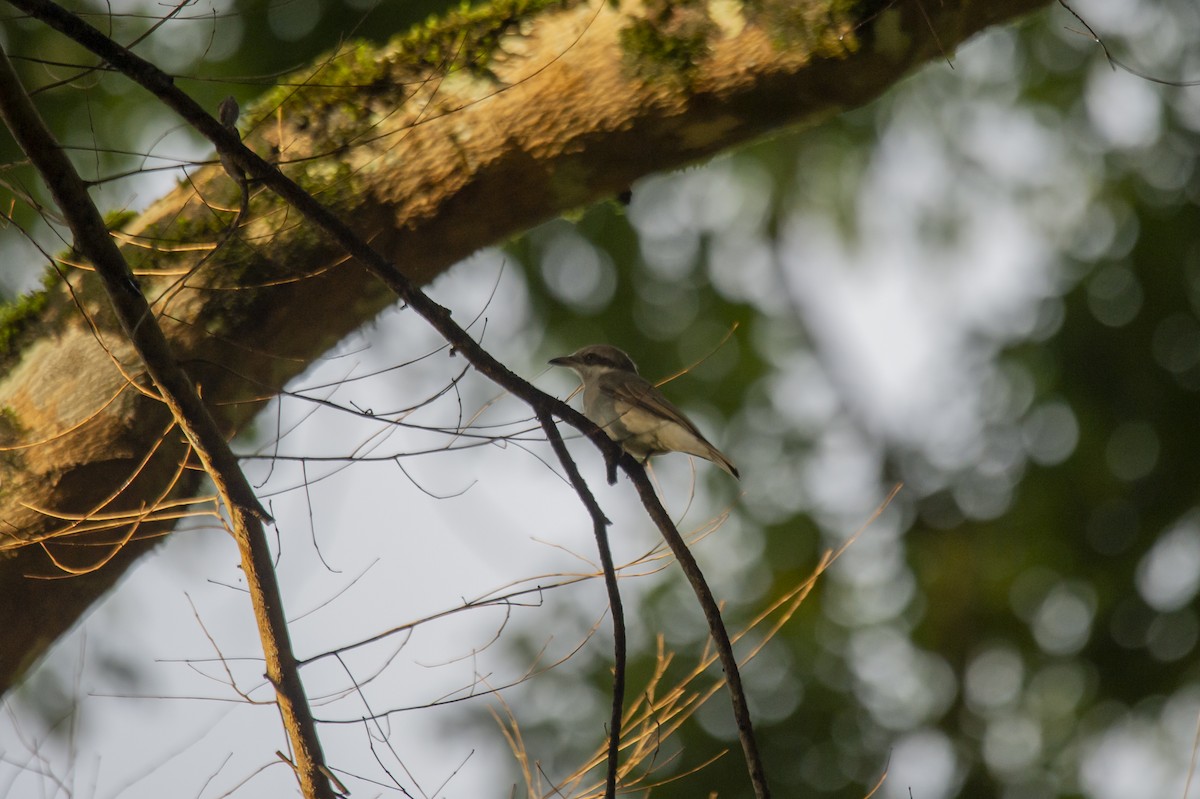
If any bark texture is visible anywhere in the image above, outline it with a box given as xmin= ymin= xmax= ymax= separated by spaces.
xmin=0 ymin=0 xmax=1050 ymax=694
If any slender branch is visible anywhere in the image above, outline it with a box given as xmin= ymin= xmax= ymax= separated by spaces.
xmin=625 ymin=464 xmax=770 ymax=799
xmin=9 ymin=1 xmax=770 ymax=793
xmin=538 ymin=411 xmax=624 ymax=799
xmin=0 ymin=43 xmax=335 ymax=799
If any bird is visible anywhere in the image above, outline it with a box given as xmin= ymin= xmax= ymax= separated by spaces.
xmin=549 ymin=344 xmax=739 ymax=479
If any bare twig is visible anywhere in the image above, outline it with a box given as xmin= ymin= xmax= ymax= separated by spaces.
xmin=538 ymin=411 xmax=623 ymax=799
xmin=1057 ymin=0 xmax=1200 ymax=87
xmin=0 ymin=41 xmax=334 ymax=799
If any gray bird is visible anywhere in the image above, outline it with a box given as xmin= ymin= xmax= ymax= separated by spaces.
xmin=549 ymin=344 xmax=739 ymax=479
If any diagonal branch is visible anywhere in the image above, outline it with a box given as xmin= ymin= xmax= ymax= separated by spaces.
xmin=0 ymin=42 xmax=335 ymax=799
xmin=624 ymin=464 xmax=769 ymax=798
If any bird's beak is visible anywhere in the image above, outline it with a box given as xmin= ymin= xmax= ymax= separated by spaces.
xmin=548 ymin=355 xmax=573 ymax=367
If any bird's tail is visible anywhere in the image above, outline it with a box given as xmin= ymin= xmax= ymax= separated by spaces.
xmin=704 ymin=444 xmax=739 ymax=480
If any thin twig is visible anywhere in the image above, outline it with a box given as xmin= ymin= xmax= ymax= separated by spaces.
xmin=1057 ymin=0 xmax=1200 ymax=87
xmin=0 ymin=41 xmax=334 ymax=799
xmin=538 ymin=411 xmax=623 ymax=799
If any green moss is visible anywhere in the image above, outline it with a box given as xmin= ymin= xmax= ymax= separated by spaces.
xmin=252 ymin=0 xmax=577 ymax=123
xmin=0 ymin=405 xmax=25 ymax=441
xmin=619 ymin=0 xmax=715 ymax=84
xmin=250 ymin=40 xmax=388 ymax=130
xmin=743 ymin=0 xmax=862 ymax=58
xmin=619 ymin=21 xmax=708 ymax=82
xmin=320 ymin=40 xmax=389 ymax=88
xmin=392 ymin=0 xmax=576 ymax=75
xmin=0 ymin=268 xmax=58 ymax=360
xmin=103 ymin=208 xmax=139 ymax=231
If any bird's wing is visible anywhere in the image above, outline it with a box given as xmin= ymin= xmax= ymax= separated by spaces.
xmin=599 ymin=373 xmax=740 ymax=478
xmin=603 ymin=376 xmax=709 ymax=440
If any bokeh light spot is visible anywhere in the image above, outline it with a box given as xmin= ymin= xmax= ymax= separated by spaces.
xmin=1021 ymin=400 xmax=1079 ymax=465
xmin=1136 ymin=520 xmax=1200 ymax=611
xmin=1104 ymin=420 xmax=1160 ymax=481
xmin=1031 ymin=582 xmax=1096 ymax=655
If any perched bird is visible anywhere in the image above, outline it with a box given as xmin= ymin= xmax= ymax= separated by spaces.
xmin=550 ymin=344 xmax=739 ymax=479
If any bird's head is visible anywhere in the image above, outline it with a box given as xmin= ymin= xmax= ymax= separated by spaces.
xmin=549 ymin=344 xmax=639 ymax=378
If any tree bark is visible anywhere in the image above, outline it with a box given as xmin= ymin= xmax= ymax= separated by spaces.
xmin=0 ymin=0 xmax=1050 ymax=694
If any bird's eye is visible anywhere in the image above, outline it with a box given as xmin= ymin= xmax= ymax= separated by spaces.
xmin=584 ymin=354 xmax=598 ymax=364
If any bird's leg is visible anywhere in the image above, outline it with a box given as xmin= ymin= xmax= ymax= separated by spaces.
xmin=605 ymin=450 xmax=620 ymax=485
